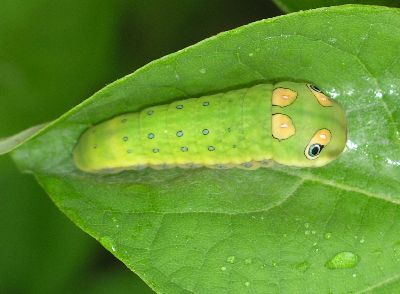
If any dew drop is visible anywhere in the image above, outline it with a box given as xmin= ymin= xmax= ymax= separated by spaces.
xmin=325 ymin=251 xmax=360 ymax=269
xmin=221 ymin=266 xmax=227 ymax=271
xmin=295 ymin=261 xmax=310 ymax=273
xmin=346 ymin=140 xmax=358 ymax=150
xmin=328 ymin=37 xmax=337 ymax=43
xmin=393 ymin=241 xmax=400 ymax=257
xmin=324 ymin=232 xmax=332 ymax=240
xmin=100 ymin=236 xmax=116 ymax=253
xmin=386 ymin=158 xmax=400 ymax=166
xmin=226 ymin=256 xmax=235 ymax=264
xmin=199 ymin=68 xmax=206 ymax=74
xmin=245 ymin=282 xmax=250 ymax=287
xmin=375 ymin=90 xmax=383 ymax=98
xmin=245 ymin=258 xmax=252 ymax=265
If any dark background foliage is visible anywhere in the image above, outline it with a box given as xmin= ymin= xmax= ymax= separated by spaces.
xmin=0 ymin=1 xmax=281 ymax=292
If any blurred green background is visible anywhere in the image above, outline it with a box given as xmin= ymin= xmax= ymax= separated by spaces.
xmin=0 ymin=1 xmax=281 ymax=293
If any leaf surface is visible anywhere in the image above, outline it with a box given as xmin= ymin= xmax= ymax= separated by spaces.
xmin=273 ymin=0 xmax=400 ymax=13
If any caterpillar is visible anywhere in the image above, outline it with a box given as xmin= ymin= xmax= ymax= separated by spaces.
xmin=73 ymin=82 xmax=347 ymax=173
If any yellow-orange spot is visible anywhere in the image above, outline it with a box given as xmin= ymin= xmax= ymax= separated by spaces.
xmin=272 ymin=114 xmax=295 ymax=140
xmin=304 ymin=129 xmax=332 ymax=160
xmin=313 ymin=129 xmax=331 ymax=145
xmin=272 ymin=88 xmax=297 ymax=107
xmin=307 ymin=84 xmax=333 ymax=107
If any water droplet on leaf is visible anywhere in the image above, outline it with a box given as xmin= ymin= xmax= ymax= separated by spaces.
xmin=325 ymin=251 xmax=360 ymax=269
xmin=227 ymin=256 xmax=235 ymax=264
xmin=100 ymin=236 xmax=116 ymax=253
xmin=393 ymin=241 xmax=400 ymax=257
xmin=245 ymin=258 xmax=252 ymax=264
xmin=295 ymin=261 xmax=310 ymax=273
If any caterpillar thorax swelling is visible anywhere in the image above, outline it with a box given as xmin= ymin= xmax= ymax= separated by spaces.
xmin=73 ymin=82 xmax=347 ymax=173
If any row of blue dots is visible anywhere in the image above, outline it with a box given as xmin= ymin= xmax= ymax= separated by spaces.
xmin=124 ymin=145 xmax=217 ymax=154
xmin=146 ymin=127 xmax=220 ymax=139
xmin=145 ymin=101 xmax=211 ymax=116
xmin=119 ymin=101 xmax=211 ymax=123
xmin=120 ymin=127 xmax=216 ymax=142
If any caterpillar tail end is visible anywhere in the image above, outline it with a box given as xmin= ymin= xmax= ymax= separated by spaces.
xmin=72 ymin=129 xmax=104 ymax=173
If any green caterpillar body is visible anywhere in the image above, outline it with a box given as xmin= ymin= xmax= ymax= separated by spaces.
xmin=73 ymin=82 xmax=347 ymax=173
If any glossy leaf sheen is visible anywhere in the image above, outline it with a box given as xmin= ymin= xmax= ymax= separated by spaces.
xmin=4 ymin=5 xmax=400 ymax=293
xmin=273 ymin=0 xmax=400 ymax=13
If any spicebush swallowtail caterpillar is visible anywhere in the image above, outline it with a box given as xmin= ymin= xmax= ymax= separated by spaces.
xmin=73 ymin=82 xmax=347 ymax=173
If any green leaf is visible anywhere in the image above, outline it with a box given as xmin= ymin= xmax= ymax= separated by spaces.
xmin=3 ymin=5 xmax=400 ymax=293
xmin=273 ymin=0 xmax=400 ymax=13
xmin=0 ymin=123 xmax=48 ymax=155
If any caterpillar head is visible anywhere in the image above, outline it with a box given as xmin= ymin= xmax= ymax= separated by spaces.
xmin=271 ymin=82 xmax=347 ymax=167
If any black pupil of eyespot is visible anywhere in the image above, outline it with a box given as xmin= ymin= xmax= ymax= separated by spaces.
xmin=311 ymin=85 xmax=322 ymax=92
xmin=309 ymin=144 xmax=322 ymax=157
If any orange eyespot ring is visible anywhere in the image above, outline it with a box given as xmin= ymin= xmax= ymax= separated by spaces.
xmin=305 ymin=129 xmax=332 ymax=160
xmin=307 ymin=84 xmax=333 ymax=107
xmin=272 ymin=88 xmax=297 ymax=107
